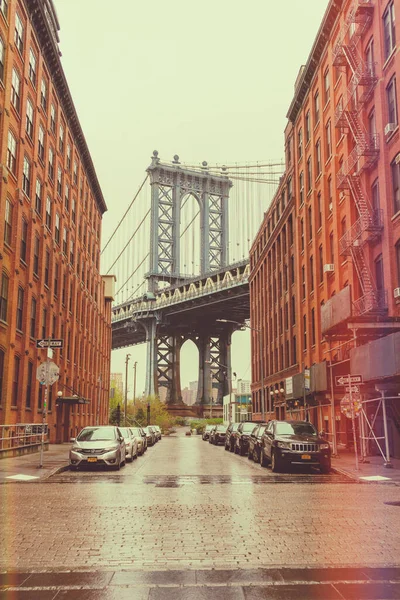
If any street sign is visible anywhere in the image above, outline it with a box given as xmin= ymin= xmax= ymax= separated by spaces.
xmin=345 ymin=385 xmax=360 ymax=393
xmin=340 ymin=394 xmax=362 ymax=419
xmin=304 ymin=369 xmax=311 ymax=391
xmin=335 ymin=374 xmax=363 ymax=386
xmin=36 ymin=361 xmax=60 ymax=386
xmin=36 ymin=338 xmax=63 ymax=349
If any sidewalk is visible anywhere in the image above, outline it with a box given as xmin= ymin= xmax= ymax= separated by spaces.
xmin=0 ymin=444 xmax=69 ymax=483
xmin=332 ymin=449 xmax=400 ymax=485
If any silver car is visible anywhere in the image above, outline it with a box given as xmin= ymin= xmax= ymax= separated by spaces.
xmin=119 ymin=427 xmax=138 ymax=462
xmin=70 ymin=426 xmax=126 ymax=471
xmin=130 ymin=427 xmax=145 ymax=455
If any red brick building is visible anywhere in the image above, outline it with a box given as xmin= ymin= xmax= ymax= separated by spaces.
xmin=0 ymin=0 xmax=113 ymax=442
xmin=250 ymin=0 xmax=400 ymax=457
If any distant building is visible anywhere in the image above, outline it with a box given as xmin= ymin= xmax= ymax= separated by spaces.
xmin=110 ymin=373 xmax=124 ymax=397
xmin=236 ymin=380 xmax=251 ymax=395
xmin=188 ymin=381 xmax=198 ymax=406
xmin=158 ymin=387 xmax=167 ymax=403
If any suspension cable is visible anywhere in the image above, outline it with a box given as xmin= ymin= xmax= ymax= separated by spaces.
xmin=106 ymin=208 xmax=150 ymax=274
xmin=115 ymin=253 xmax=149 ymax=296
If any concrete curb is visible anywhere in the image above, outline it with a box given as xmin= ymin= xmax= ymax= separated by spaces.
xmin=43 ymin=464 xmax=70 ymax=480
xmin=330 ymin=464 xmax=359 ymax=482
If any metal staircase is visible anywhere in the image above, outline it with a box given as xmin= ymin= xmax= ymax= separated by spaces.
xmin=333 ymin=0 xmax=386 ymax=317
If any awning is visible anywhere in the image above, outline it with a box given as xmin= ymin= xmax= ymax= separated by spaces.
xmin=56 ymin=396 xmax=90 ymax=405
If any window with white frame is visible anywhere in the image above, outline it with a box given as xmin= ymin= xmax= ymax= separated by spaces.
xmin=38 ymin=124 xmax=45 ymax=161
xmin=46 ymin=196 xmax=52 ymax=229
xmin=306 ymin=156 xmax=312 ymax=192
xmin=55 ymin=212 xmax=60 ymax=244
xmin=6 ymin=130 xmax=17 ymax=174
xmin=314 ymin=91 xmax=320 ymax=125
xmin=28 ymin=49 xmax=37 ymax=86
xmin=50 ymin=104 xmax=56 ymax=133
xmin=325 ymin=120 xmax=332 ymax=158
xmin=0 ymin=37 xmax=4 ymax=82
xmin=14 ymin=13 xmax=24 ymax=54
xmin=22 ymin=156 xmax=31 ymax=197
xmin=387 ymin=76 xmax=398 ymax=126
xmin=305 ymin=110 xmax=311 ymax=143
xmin=33 ymin=236 xmax=40 ymax=276
xmin=0 ymin=0 xmax=8 ymax=19
xmin=35 ymin=178 xmax=42 ymax=215
xmin=65 ymin=184 xmax=70 ymax=211
xmin=59 ymin=124 xmax=64 ymax=154
xmin=70 ymin=239 xmax=74 ymax=265
xmin=298 ymin=128 xmax=303 ymax=158
xmin=57 ymin=165 xmax=62 ymax=196
xmin=63 ymin=227 xmax=68 ymax=255
xmin=315 ymin=139 xmax=321 ymax=176
xmin=66 ymin=144 xmax=71 ymax=170
xmin=73 ymin=160 xmax=78 ymax=185
xmin=365 ymin=38 xmax=375 ymax=76
xmin=40 ymin=78 xmax=47 ymax=112
xmin=71 ymin=197 xmax=76 ymax=223
xmin=48 ymin=146 xmax=54 ymax=180
xmin=323 ymin=68 xmax=330 ymax=104
xmin=391 ymin=159 xmax=400 ymax=214
xmin=4 ymin=198 xmax=12 ymax=246
xmin=299 ymin=171 xmax=304 ymax=205
xmin=383 ymin=1 xmax=396 ymax=61
xmin=11 ymin=68 xmax=21 ymax=112
xmin=26 ymin=98 xmax=34 ymax=139
xmin=20 ymin=218 xmax=28 ymax=262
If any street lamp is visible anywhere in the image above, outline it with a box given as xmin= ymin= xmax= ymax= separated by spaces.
xmin=217 ymin=319 xmax=265 ymax=421
xmin=133 ymin=361 xmax=138 ymax=406
xmin=125 ymin=353 xmax=131 ymax=426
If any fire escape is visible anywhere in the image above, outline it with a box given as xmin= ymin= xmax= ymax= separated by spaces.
xmin=333 ymin=1 xmax=386 ymax=317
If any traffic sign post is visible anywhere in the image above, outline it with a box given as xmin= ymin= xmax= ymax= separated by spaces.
xmin=37 ymin=339 xmax=60 ymax=468
xmin=335 ymin=374 xmax=363 ymax=386
xmin=36 ymin=338 xmax=63 ymax=349
xmin=349 ymin=375 xmax=359 ymax=472
xmin=336 ymin=374 xmax=363 ymax=472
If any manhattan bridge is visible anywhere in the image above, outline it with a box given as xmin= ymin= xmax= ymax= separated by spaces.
xmin=101 ymin=151 xmax=283 ymax=414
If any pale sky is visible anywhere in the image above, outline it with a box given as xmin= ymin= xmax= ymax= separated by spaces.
xmin=54 ymin=0 xmax=329 ymax=397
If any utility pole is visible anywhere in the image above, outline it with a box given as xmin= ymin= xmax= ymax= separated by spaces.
xmin=125 ymin=353 xmax=131 ymax=426
xmin=133 ymin=361 xmax=137 ymax=406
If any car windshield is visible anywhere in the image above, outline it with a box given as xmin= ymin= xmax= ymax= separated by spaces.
xmin=119 ymin=427 xmax=131 ymax=437
xmin=77 ymin=427 xmax=116 ymax=441
xmin=242 ymin=423 xmax=256 ymax=432
xmin=205 ymin=426 xmax=214 ymax=431
xmin=216 ymin=425 xmax=227 ymax=432
xmin=131 ymin=428 xmax=140 ymax=436
xmin=275 ymin=422 xmax=318 ymax=436
xmin=232 ymin=424 xmax=239 ymax=431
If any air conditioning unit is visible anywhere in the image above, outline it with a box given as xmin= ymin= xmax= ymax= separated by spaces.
xmin=394 ymin=288 xmax=400 ymax=298
xmin=324 ymin=263 xmax=335 ymax=273
xmin=385 ymin=123 xmax=396 ymax=136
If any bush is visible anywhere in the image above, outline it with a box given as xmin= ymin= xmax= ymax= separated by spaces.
xmin=190 ymin=418 xmax=223 ymax=434
xmin=174 ymin=416 xmax=187 ymax=426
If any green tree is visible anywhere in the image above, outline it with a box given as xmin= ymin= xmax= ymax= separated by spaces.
xmin=109 ymin=379 xmax=124 ymax=424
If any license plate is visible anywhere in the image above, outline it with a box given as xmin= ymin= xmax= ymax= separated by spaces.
xmin=87 ymin=457 xmax=98 ymax=462
xmin=301 ymin=454 xmax=311 ymax=460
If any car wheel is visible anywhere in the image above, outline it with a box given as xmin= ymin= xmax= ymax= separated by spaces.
xmin=113 ymin=457 xmax=121 ymax=471
xmin=239 ymin=444 xmax=245 ymax=456
xmin=247 ymin=449 xmax=253 ymax=460
xmin=260 ymin=448 xmax=269 ymax=468
xmin=320 ymin=464 xmax=331 ymax=474
xmin=271 ymin=450 xmax=282 ymax=473
xmin=225 ymin=443 xmax=229 ymax=451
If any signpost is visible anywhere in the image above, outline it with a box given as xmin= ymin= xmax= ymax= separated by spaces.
xmin=336 ymin=374 xmax=363 ymax=471
xmin=36 ymin=339 xmax=61 ymax=468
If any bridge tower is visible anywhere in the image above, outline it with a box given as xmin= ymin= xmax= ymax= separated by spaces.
xmin=141 ymin=151 xmax=234 ymax=409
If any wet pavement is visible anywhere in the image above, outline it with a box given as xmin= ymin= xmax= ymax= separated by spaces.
xmin=1 ymin=431 xmax=400 ymax=598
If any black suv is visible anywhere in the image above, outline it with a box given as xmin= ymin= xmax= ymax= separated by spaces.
xmin=248 ymin=423 xmax=268 ymax=463
xmin=225 ymin=423 xmax=240 ymax=452
xmin=234 ymin=422 xmax=259 ymax=456
xmin=209 ymin=424 xmax=227 ymax=445
xmin=259 ymin=420 xmax=331 ymax=473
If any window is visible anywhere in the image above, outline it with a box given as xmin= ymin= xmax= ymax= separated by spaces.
xmin=65 ymin=184 xmax=70 ymax=211
xmin=63 ymin=227 xmax=68 ymax=255
xmin=292 ymin=335 xmax=297 ymax=365
xmin=375 ymin=254 xmax=384 ymax=291
xmin=59 ymin=124 xmax=64 ymax=154
xmin=0 ymin=273 xmax=9 ymax=322
xmin=387 ymin=76 xmax=398 ymax=126
xmin=50 ymin=104 xmax=56 ymax=133
xmin=311 ymin=308 xmax=316 ymax=346
xmin=328 ymin=176 xmax=333 ymax=211
xmin=40 ymin=78 xmax=47 ymax=112
xmin=303 ymin=314 xmax=307 ymax=350
xmin=0 ymin=0 xmax=7 ymax=18
xmin=26 ymin=361 xmax=33 ymax=408
xmin=26 ymin=98 xmax=34 ymax=139
xmin=0 ymin=37 xmax=4 ymax=82
xmin=6 ymin=130 xmax=17 ymax=174
xmin=306 ymin=156 xmax=312 ymax=192
xmin=0 ymin=348 xmax=4 ymax=405
xmin=287 ymin=136 xmax=292 ymax=165
xmin=11 ymin=69 xmax=21 ymax=112
xmin=38 ymin=124 xmax=45 ymax=162
xmin=391 ymin=159 xmax=400 ymax=214
xmin=20 ymin=218 xmax=28 ymax=262
xmin=383 ymin=1 xmax=396 ymax=61
xmin=22 ymin=156 xmax=31 ymax=197
xmin=396 ymin=240 xmax=400 ymax=286
xmin=317 ymin=192 xmax=322 ymax=229
xmin=12 ymin=356 xmax=20 ymax=407
xmin=310 ymin=256 xmax=314 ymax=291
xmin=46 ymin=197 xmax=52 ymax=230
xmin=66 ymin=144 xmax=71 ymax=170
xmin=341 ymin=217 xmax=347 ymax=238
xmin=325 ymin=120 xmax=332 ymax=158
xmin=48 ymin=147 xmax=54 ymax=180
xmin=301 ymin=265 xmax=306 ymax=299
xmin=329 ymin=232 xmax=334 ymax=264
xmin=73 ymin=160 xmax=78 ymax=185
xmin=298 ymin=128 xmax=303 ymax=158
xmin=35 ymin=179 xmax=42 ymax=215
xmin=71 ymin=197 xmax=76 ymax=223
xmin=315 ymin=139 xmax=321 ymax=176
xmin=308 ymin=206 xmax=313 ymax=241
xmin=30 ymin=298 xmax=36 ymax=338
xmin=323 ymin=68 xmax=330 ymax=104
xmin=288 ymin=215 xmax=293 ymax=245
xmin=54 ymin=262 xmax=59 ymax=297
xmin=4 ymin=199 xmax=12 ymax=246
xmin=305 ymin=110 xmax=311 ymax=142
xmin=290 ymin=254 xmax=295 ymax=284
xmin=300 ymin=218 xmax=304 ymax=251
xmin=70 ymin=239 xmax=74 ymax=265
xmin=287 ymin=177 xmax=292 ymax=201
xmin=299 ymin=171 xmax=304 ymax=205
xmin=314 ymin=91 xmax=320 ymax=125
xmin=55 ymin=213 xmax=60 ymax=244
xmin=28 ymin=49 xmax=37 ymax=86
xmin=57 ymin=165 xmax=63 ymax=196
xmin=41 ymin=308 xmax=47 ymax=338
xmin=365 ymin=39 xmax=375 ymax=76
xmin=14 ymin=13 xmax=24 ymax=54
xmin=319 ymin=245 xmax=324 ymax=282
xmin=372 ymin=179 xmax=380 ymax=210
xmin=33 ymin=236 xmax=40 ymax=276
xmin=16 ymin=287 xmax=24 ymax=331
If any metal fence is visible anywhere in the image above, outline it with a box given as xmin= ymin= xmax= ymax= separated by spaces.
xmin=0 ymin=423 xmax=48 ymax=451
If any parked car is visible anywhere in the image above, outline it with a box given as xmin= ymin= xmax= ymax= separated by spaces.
xmin=225 ymin=423 xmax=240 ymax=452
xmin=209 ymin=424 xmax=227 ymax=445
xmin=129 ymin=427 xmax=145 ymax=456
xmin=69 ymin=426 xmax=126 ymax=470
xmin=234 ymin=421 xmax=259 ymax=456
xmin=202 ymin=425 xmax=214 ymax=441
xmin=118 ymin=427 xmax=138 ymax=462
xmin=248 ymin=423 xmax=268 ymax=462
xmin=143 ymin=426 xmax=156 ymax=446
xmin=138 ymin=427 xmax=148 ymax=452
xmin=259 ymin=420 xmax=332 ymax=473
xmin=151 ymin=425 xmax=162 ymax=441
xmin=148 ymin=426 xmax=159 ymax=443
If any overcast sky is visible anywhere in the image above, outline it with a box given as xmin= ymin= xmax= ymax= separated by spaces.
xmin=54 ymin=0 xmax=329 ymax=398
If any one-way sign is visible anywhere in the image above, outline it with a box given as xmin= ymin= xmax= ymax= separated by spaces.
xmin=36 ymin=338 xmax=63 ymax=349
xmin=335 ymin=374 xmax=363 ymax=386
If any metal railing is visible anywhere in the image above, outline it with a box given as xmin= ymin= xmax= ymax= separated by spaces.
xmin=352 ymin=289 xmax=388 ymax=316
xmin=0 ymin=423 xmax=48 ymax=451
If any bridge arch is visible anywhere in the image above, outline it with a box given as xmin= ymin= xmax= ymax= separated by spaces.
xmin=179 ymin=192 xmax=201 ymax=278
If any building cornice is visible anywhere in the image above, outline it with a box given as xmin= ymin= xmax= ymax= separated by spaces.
xmin=286 ymin=0 xmax=343 ymax=124
xmin=26 ymin=0 xmax=107 ymax=214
